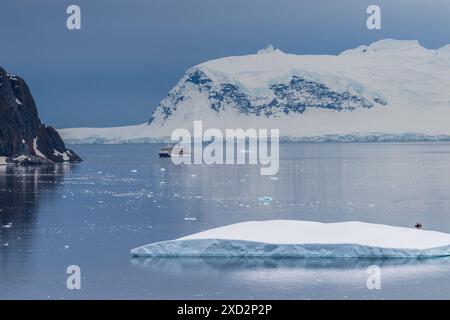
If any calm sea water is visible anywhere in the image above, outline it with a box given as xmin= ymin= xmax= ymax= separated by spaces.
xmin=1 ymin=143 xmax=450 ymax=299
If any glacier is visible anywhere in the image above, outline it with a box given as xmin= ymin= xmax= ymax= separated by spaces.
xmin=130 ymin=220 xmax=450 ymax=258
xmin=59 ymin=39 xmax=450 ymax=144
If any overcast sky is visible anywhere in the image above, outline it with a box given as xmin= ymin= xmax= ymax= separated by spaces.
xmin=1 ymin=0 xmax=449 ymax=128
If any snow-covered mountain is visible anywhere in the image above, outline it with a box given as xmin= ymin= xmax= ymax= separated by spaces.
xmin=60 ymin=39 xmax=450 ymax=143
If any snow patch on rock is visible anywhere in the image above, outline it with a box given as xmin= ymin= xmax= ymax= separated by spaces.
xmin=33 ymin=138 xmax=47 ymax=159
xmin=53 ymin=149 xmax=70 ymax=161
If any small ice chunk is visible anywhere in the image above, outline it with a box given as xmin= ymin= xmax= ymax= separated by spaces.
xmin=258 ymin=196 xmax=273 ymax=205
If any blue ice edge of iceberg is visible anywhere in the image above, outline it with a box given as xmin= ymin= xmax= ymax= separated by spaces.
xmin=130 ymin=239 xmax=450 ymax=259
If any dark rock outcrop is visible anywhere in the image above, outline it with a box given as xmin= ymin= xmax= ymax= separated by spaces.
xmin=149 ymin=69 xmax=385 ymax=124
xmin=0 ymin=67 xmax=81 ymax=165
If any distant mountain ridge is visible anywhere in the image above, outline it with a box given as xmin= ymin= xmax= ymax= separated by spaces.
xmin=59 ymin=39 xmax=450 ymax=144
xmin=0 ymin=67 xmax=81 ymax=164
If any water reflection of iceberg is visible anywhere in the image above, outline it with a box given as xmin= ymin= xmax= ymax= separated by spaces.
xmin=131 ymin=256 xmax=450 ymax=296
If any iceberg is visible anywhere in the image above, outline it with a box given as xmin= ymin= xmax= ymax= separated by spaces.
xmin=130 ymin=220 xmax=450 ymax=258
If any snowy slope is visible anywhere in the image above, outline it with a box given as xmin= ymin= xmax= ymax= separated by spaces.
xmin=58 ymin=123 xmax=166 ymax=144
xmin=131 ymin=220 xmax=450 ymax=258
xmin=60 ymin=39 xmax=450 ymax=144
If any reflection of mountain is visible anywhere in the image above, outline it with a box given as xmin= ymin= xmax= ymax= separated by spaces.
xmin=0 ymin=165 xmax=71 ymax=287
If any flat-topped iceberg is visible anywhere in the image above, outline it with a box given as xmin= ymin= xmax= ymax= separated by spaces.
xmin=130 ymin=220 xmax=450 ymax=258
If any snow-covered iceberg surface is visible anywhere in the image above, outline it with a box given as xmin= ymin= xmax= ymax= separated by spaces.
xmin=131 ymin=220 xmax=450 ymax=258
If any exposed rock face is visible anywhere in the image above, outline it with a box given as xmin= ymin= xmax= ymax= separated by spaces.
xmin=0 ymin=67 xmax=81 ymax=165
xmin=148 ymin=68 xmax=384 ymax=125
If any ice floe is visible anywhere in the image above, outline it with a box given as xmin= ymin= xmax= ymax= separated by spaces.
xmin=131 ymin=220 xmax=450 ymax=258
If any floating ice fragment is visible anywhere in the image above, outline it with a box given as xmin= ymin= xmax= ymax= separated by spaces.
xmin=131 ymin=220 xmax=450 ymax=258
xmin=258 ymin=196 xmax=273 ymax=205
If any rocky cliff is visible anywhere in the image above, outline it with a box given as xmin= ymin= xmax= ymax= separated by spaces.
xmin=0 ymin=67 xmax=81 ymax=165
